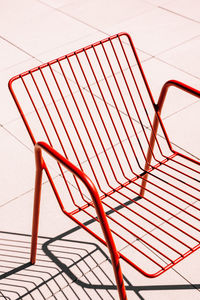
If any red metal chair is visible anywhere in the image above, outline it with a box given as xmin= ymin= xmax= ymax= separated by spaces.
xmin=9 ymin=33 xmax=200 ymax=300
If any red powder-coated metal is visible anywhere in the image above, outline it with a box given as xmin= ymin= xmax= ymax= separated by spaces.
xmin=8 ymin=33 xmax=200 ymax=300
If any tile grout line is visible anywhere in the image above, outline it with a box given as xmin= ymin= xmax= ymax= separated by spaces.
xmin=170 ymin=268 xmax=200 ymax=294
xmin=36 ymin=0 xmax=107 ymax=35
xmin=155 ymin=56 xmax=200 ymax=80
xmin=159 ymin=6 xmax=200 ymax=24
xmin=56 ymin=10 xmax=108 ymax=36
xmin=0 ymin=35 xmax=36 ymax=60
xmin=0 ymin=57 xmax=42 ymax=74
xmin=1 ymin=126 xmax=33 ymax=153
xmin=0 ymin=172 xmax=58 ymax=209
xmin=162 ymin=100 xmax=200 ymax=121
xmin=0 ymin=189 xmax=34 ymax=209
xmin=155 ymin=33 xmax=200 ymax=59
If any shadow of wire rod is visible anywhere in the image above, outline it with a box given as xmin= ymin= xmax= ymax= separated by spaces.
xmin=0 ymin=230 xmax=200 ymax=299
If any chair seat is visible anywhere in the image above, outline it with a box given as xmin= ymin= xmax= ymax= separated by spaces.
xmin=71 ymin=152 xmax=200 ymax=277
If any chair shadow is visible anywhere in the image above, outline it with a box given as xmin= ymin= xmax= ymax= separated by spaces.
xmin=0 ymin=226 xmax=200 ymax=300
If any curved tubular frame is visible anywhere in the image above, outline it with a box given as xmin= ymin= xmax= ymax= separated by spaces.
xmin=140 ymin=80 xmax=200 ymax=197
xmin=31 ymin=141 xmax=127 ymax=300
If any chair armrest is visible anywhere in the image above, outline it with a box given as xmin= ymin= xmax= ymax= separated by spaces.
xmin=34 ymin=141 xmax=125 ymax=295
xmin=35 ymin=141 xmax=110 ymax=231
xmin=156 ymin=80 xmax=200 ymax=161
xmin=157 ymin=80 xmax=200 ymax=113
xmin=140 ymin=80 xmax=200 ymax=198
xmin=35 ymin=141 xmax=99 ymax=201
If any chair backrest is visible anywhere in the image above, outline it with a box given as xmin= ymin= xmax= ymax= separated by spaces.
xmin=9 ymin=33 xmax=171 ymax=212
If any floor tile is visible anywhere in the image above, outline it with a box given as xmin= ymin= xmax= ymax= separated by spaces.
xmin=173 ymin=250 xmax=200 ymax=292
xmin=107 ymin=8 xmax=200 ymax=55
xmin=158 ymin=36 xmax=200 ymax=79
xmin=0 ymin=1 xmax=97 ymax=57
xmin=161 ymin=100 xmax=200 ymax=160
xmin=4 ymin=117 xmax=35 ymax=151
xmin=145 ymin=0 xmax=171 ymax=4
xmin=37 ymin=31 xmax=151 ymax=67
xmin=40 ymin=0 xmax=74 ymax=9
xmin=0 ymin=58 xmax=41 ymax=125
xmin=0 ymin=180 xmax=74 ymax=236
xmin=83 ymin=258 xmax=200 ymax=300
xmin=140 ymin=288 xmax=200 ymax=300
xmin=0 ymin=38 xmax=30 ymax=72
xmin=161 ymin=0 xmax=200 ymax=23
xmin=0 ymin=127 xmax=35 ymax=206
xmin=120 ymin=259 xmax=200 ymax=300
xmin=50 ymin=255 xmax=139 ymax=299
xmin=1 ymin=0 xmax=49 ymax=26
xmin=0 ymin=232 xmax=96 ymax=299
xmin=1 ymin=1 xmax=200 ymax=298
xmin=0 ymin=230 xmax=139 ymax=299
xmin=140 ymin=58 xmax=200 ymax=118
xmin=60 ymin=0 xmax=154 ymax=31
xmin=37 ymin=31 xmax=107 ymax=63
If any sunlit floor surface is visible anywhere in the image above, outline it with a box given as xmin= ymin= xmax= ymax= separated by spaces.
xmin=1 ymin=0 xmax=200 ymax=299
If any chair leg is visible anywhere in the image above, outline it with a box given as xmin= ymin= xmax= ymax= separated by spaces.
xmin=30 ymin=148 xmax=43 ymax=264
xmin=113 ymin=257 xmax=127 ymax=300
xmin=140 ymin=86 xmax=168 ymax=198
xmin=140 ymin=113 xmax=160 ymax=198
xmin=140 ymin=170 xmax=148 ymax=198
xmin=90 ymin=187 xmax=127 ymax=299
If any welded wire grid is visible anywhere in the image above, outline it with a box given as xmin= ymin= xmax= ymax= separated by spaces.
xmin=9 ymin=33 xmax=200 ymax=277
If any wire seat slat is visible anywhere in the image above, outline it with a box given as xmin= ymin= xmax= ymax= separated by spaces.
xmin=9 ymin=32 xmax=200 ymax=300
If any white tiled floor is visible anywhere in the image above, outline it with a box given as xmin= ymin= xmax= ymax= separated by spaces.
xmin=0 ymin=0 xmax=200 ymax=299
